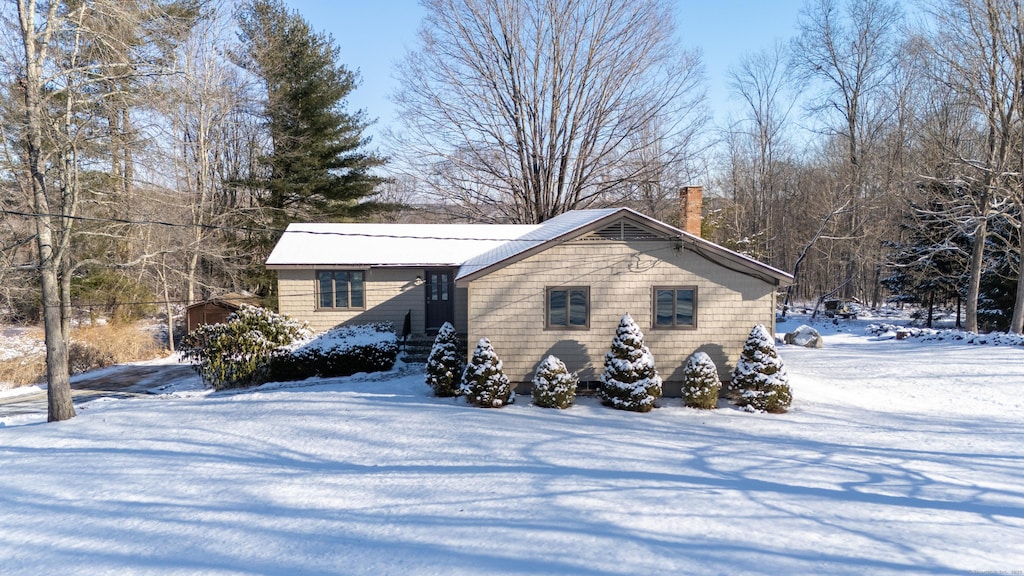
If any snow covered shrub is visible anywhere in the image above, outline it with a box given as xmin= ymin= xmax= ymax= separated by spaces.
xmin=599 ymin=313 xmax=662 ymax=412
xmin=681 ymin=351 xmax=721 ymax=409
xmin=461 ymin=338 xmax=513 ymax=408
xmin=271 ymin=322 xmax=398 ymax=381
xmin=532 ymin=355 xmax=578 ymax=409
xmin=730 ymin=324 xmax=792 ymax=413
xmin=179 ymin=305 xmax=311 ymax=390
xmin=425 ymin=322 xmax=463 ymax=397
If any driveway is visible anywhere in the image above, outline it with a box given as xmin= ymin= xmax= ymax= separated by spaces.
xmin=0 ymin=363 xmax=199 ymax=419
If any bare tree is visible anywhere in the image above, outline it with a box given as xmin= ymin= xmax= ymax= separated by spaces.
xmin=9 ymin=0 xmax=192 ymax=421
xmin=157 ymin=1 xmax=249 ymax=304
xmin=723 ymin=41 xmax=796 ymax=260
xmin=920 ymin=0 xmax=1024 ymax=332
xmin=791 ymin=0 xmax=904 ymax=303
xmin=392 ymin=0 xmax=708 ymax=224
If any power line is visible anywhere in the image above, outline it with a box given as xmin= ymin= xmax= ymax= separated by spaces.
xmin=0 ymin=209 xmax=553 ymax=243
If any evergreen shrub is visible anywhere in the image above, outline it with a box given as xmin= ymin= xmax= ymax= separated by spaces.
xmin=599 ymin=313 xmax=662 ymax=412
xmin=179 ymin=305 xmax=310 ymax=390
xmin=681 ymin=351 xmax=721 ymax=409
xmin=731 ymin=324 xmax=792 ymax=413
xmin=270 ymin=322 xmax=398 ymax=381
xmin=462 ymin=338 xmax=513 ymax=408
xmin=532 ymin=355 xmax=578 ymax=409
xmin=425 ymin=322 xmax=463 ymax=397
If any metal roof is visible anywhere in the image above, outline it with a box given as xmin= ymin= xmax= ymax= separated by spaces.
xmin=265 ymin=210 xmax=794 ymax=286
xmin=265 ymin=223 xmax=540 ymax=268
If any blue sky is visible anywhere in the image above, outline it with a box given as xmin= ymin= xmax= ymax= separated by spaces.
xmin=287 ymin=0 xmax=808 ymax=141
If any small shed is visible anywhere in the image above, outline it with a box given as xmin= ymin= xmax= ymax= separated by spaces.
xmin=185 ymin=293 xmax=261 ymax=333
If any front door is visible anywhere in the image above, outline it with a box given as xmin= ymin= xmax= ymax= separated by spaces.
xmin=425 ymin=268 xmax=455 ymax=333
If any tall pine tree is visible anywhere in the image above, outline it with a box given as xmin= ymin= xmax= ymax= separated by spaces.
xmin=234 ymin=0 xmax=387 ymax=292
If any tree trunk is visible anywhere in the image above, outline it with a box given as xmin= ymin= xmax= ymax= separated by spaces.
xmin=927 ymin=289 xmax=934 ymax=329
xmin=1011 ymin=235 xmax=1024 ymax=333
xmin=964 ymin=188 xmax=989 ymax=333
xmin=19 ymin=0 xmax=76 ymax=421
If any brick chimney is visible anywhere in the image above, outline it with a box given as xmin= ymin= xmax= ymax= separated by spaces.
xmin=679 ymin=186 xmax=703 ymax=237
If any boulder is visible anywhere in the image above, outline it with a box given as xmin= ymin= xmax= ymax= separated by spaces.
xmin=784 ymin=324 xmax=823 ymax=348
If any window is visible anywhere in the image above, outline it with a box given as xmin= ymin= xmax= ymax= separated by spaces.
xmin=428 ymin=272 xmax=449 ymax=302
xmin=546 ymin=287 xmax=589 ymax=329
xmin=653 ymin=287 xmax=697 ymax=328
xmin=317 ymin=270 xmax=365 ymax=309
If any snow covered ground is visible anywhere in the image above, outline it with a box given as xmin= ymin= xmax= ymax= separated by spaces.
xmin=2 ymin=318 xmax=1023 ymax=575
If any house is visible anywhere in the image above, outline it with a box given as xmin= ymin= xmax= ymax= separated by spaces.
xmin=185 ymin=292 xmax=262 ymax=333
xmin=265 ymin=187 xmax=793 ymax=395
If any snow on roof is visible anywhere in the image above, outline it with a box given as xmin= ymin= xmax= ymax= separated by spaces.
xmin=456 ymin=208 xmax=621 ymax=279
xmin=265 ymin=223 xmax=540 ymax=268
xmin=265 ymin=209 xmax=794 ymax=286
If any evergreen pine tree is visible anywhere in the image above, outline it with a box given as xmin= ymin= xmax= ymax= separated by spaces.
xmin=731 ymin=324 xmax=792 ymax=413
xmin=532 ymin=355 xmax=578 ymax=409
xmin=425 ymin=322 xmax=462 ymax=397
xmin=599 ymin=313 xmax=662 ymax=412
xmin=234 ymin=0 xmax=389 ymax=292
xmin=461 ymin=338 xmax=513 ymax=408
xmin=681 ymin=351 xmax=721 ymax=409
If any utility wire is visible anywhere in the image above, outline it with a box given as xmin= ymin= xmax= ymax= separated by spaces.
xmin=0 ymin=209 xmax=552 ymax=243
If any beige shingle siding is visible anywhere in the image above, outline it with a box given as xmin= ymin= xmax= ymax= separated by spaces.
xmin=465 ymin=239 xmax=776 ymax=390
xmin=277 ymin=268 xmax=428 ymax=333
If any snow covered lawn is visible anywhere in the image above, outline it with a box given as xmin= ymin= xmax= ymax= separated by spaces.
xmin=2 ymin=326 xmax=1023 ymax=575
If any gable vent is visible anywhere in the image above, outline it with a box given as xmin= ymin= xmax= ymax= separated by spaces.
xmin=584 ymin=220 xmax=660 ymax=241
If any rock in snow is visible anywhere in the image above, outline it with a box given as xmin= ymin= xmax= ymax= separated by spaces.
xmin=784 ymin=324 xmax=823 ymax=348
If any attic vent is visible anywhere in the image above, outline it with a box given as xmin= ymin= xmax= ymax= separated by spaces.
xmin=586 ymin=220 xmax=660 ymax=241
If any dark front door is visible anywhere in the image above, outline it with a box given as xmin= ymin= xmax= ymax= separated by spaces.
xmin=425 ymin=268 xmax=455 ymax=333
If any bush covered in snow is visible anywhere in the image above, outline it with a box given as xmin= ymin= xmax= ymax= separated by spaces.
xmin=179 ymin=305 xmax=311 ymax=390
xmin=461 ymin=338 xmax=513 ymax=408
xmin=730 ymin=324 xmax=792 ymax=413
xmin=269 ymin=322 xmax=398 ymax=381
xmin=681 ymin=352 xmax=721 ymax=409
xmin=425 ymin=322 xmax=463 ymax=397
xmin=531 ymin=355 xmax=578 ymax=409
xmin=599 ymin=313 xmax=662 ymax=412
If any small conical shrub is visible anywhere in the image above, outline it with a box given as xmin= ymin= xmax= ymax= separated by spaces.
xmin=599 ymin=313 xmax=662 ymax=412
xmin=681 ymin=351 xmax=721 ymax=409
xmin=731 ymin=324 xmax=792 ymax=413
xmin=461 ymin=338 xmax=513 ymax=408
xmin=425 ymin=322 xmax=463 ymax=397
xmin=532 ymin=355 xmax=578 ymax=409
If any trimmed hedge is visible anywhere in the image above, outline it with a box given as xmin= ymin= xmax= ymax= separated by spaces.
xmin=269 ymin=322 xmax=398 ymax=381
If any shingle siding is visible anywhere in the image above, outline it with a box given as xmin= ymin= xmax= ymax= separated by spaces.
xmin=277 ymin=268 xmax=431 ymax=333
xmin=465 ymin=239 xmax=776 ymax=393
